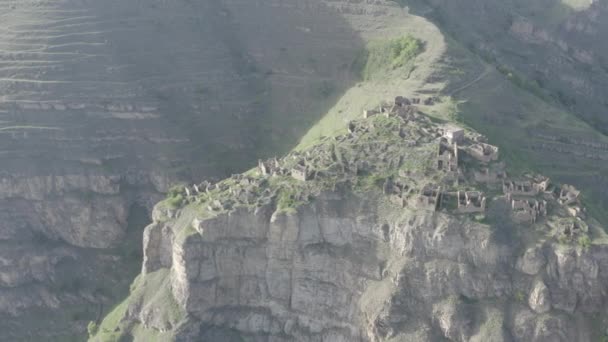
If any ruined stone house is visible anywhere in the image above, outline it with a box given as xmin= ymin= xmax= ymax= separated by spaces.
xmin=456 ymin=191 xmax=486 ymax=214
xmin=417 ymin=184 xmax=442 ymax=211
xmin=394 ymin=96 xmax=411 ymax=107
xmin=258 ymin=158 xmax=281 ymax=176
xmin=466 ymin=142 xmax=499 ymax=163
xmin=437 ymin=139 xmax=459 ymax=172
xmin=474 ymin=167 xmax=507 ymax=184
xmin=392 ymin=105 xmax=416 ymax=119
xmin=558 ymin=184 xmax=581 ymax=205
xmin=562 ymin=219 xmax=586 ymax=238
xmin=532 ymin=175 xmax=551 ymax=193
xmin=442 ymin=125 xmax=465 ymax=144
xmin=291 ymin=164 xmax=312 ymax=182
xmin=503 ymin=180 xmax=538 ymax=198
xmin=384 ymin=178 xmax=412 ymax=207
xmin=511 ymin=198 xmax=547 ymax=224
xmin=566 ymin=205 xmax=585 ymax=218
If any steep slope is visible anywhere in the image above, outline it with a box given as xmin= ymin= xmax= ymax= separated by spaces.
xmin=96 ymin=109 xmax=608 ymax=341
xmin=0 ymin=0 xmax=375 ymax=340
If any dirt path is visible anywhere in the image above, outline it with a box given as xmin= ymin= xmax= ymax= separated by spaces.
xmin=448 ymin=64 xmax=493 ymax=96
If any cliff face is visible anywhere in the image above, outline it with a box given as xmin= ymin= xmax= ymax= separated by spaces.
xmin=119 ymin=186 xmax=608 ymax=342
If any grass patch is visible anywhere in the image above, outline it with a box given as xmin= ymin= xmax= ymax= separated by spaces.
xmin=356 ymin=35 xmax=423 ymax=81
xmin=272 ymin=177 xmax=307 ymax=212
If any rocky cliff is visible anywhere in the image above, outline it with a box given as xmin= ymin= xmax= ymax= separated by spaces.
xmin=94 ymin=107 xmax=608 ymax=341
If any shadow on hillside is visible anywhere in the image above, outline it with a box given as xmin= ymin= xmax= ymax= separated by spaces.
xmin=134 ymin=1 xmax=367 ymax=181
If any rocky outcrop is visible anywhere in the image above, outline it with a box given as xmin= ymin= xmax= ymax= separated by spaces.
xmin=528 ymin=280 xmax=551 ymax=314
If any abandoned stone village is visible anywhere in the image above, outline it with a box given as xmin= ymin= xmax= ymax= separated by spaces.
xmin=171 ymin=96 xmax=589 ymax=243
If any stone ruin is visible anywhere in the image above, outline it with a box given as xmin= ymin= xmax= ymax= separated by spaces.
xmin=558 ymin=184 xmax=581 ymax=205
xmin=511 ymin=198 xmax=547 ymax=224
xmin=363 ymin=109 xmax=380 ymax=119
xmin=383 ymin=177 xmax=413 ymax=208
xmin=503 ymin=180 xmax=538 ymax=198
xmin=474 ymin=166 xmax=507 ymax=184
xmin=441 ymin=125 xmax=465 ymax=144
xmin=258 ymin=158 xmax=284 ymax=176
xmin=291 ymin=164 xmax=312 ymax=182
xmin=562 ymin=218 xmax=587 ymax=239
xmin=456 ymin=191 xmax=486 ymax=214
xmin=186 ymin=98 xmax=589 ymax=236
xmin=437 ymin=138 xmax=459 ymax=173
xmin=416 ymin=184 xmax=442 ymax=211
xmin=394 ymin=96 xmax=410 ymax=107
xmin=466 ymin=142 xmax=499 ymax=163
xmin=531 ymin=175 xmax=552 ymax=194
xmin=363 ymin=96 xmax=418 ymax=120
xmin=423 ymin=97 xmax=436 ymax=105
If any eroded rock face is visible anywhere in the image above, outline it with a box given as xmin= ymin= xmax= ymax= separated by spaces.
xmin=528 ymin=281 xmax=551 ymax=314
xmin=517 ymin=246 xmax=546 ymax=275
xmin=129 ymin=190 xmax=608 ymax=341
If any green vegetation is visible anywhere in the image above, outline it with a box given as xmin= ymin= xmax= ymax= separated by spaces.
xmin=357 ymin=35 xmax=423 ymax=80
xmin=589 ymin=313 xmax=608 ymax=342
xmin=514 ymin=291 xmax=526 ymax=303
xmin=92 ymin=269 xmax=186 ymax=342
xmin=495 ymin=64 xmax=547 ymax=101
xmin=165 ymin=185 xmax=186 ymax=209
xmin=276 ymin=186 xmax=304 ymax=212
xmin=271 ymin=176 xmax=307 ymax=213
xmin=355 ymin=172 xmax=388 ymax=193
xmin=578 ymin=235 xmax=591 ymax=249
xmin=87 ymin=321 xmax=99 ymax=337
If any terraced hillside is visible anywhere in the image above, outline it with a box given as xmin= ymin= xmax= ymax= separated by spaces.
xmin=0 ymin=0 xmax=435 ymax=340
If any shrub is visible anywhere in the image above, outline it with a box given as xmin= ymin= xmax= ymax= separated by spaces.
xmin=167 ymin=185 xmax=183 ymax=198
xmin=165 ymin=185 xmax=186 ymax=209
xmin=578 ymin=235 xmax=591 ymax=249
xmin=87 ymin=321 xmax=99 ymax=337
xmin=166 ymin=194 xmax=184 ymax=209
xmin=277 ymin=187 xmax=301 ymax=210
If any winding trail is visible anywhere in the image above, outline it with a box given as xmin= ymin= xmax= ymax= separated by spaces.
xmin=447 ymin=64 xmax=493 ymax=96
